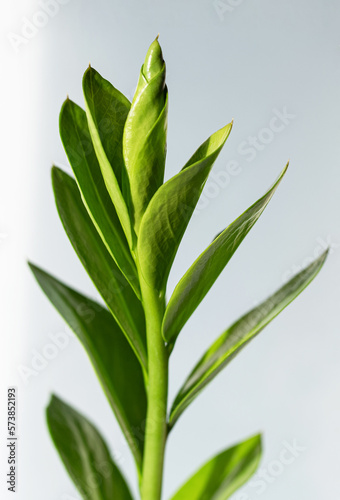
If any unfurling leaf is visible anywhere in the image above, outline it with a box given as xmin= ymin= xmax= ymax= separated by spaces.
xmin=29 ymin=264 xmax=147 ymax=471
xmin=170 ymin=434 xmax=262 ymax=500
xmin=47 ymin=395 xmax=133 ymax=500
xmin=138 ymin=122 xmax=233 ymax=295
xmin=52 ymin=167 xmax=147 ymax=373
xmin=169 ymin=250 xmax=328 ymax=428
xmin=123 ymin=37 xmax=168 ymax=234
xmin=163 ymin=163 xmax=288 ymax=345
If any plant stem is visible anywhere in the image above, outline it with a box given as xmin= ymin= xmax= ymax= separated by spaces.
xmin=139 ymin=273 xmax=168 ymax=500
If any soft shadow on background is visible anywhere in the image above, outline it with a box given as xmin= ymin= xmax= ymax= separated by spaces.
xmin=1 ymin=0 xmax=340 ymax=499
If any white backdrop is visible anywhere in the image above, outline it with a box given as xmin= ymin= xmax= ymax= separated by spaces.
xmin=1 ymin=0 xmax=340 ymax=499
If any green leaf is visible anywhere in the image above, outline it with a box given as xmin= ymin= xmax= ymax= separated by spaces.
xmin=123 ymin=38 xmax=168 ymax=234
xmin=59 ymin=98 xmax=137 ymax=285
xmin=163 ymin=164 xmax=288 ymax=345
xmin=169 ymin=250 xmax=328 ymax=428
xmin=138 ymin=122 xmax=233 ymax=295
xmin=47 ymin=395 xmax=134 ymax=500
xmin=83 ymin=66 xmax=130 ymax=191
xmin=52 ymin=166 xmax=147 ymax=374
xmin=82 ymin=67 xmax=135 ymax=246
xmin=29 ymin=264 xmax=147 ymax=471
xmin=170 ymin=434 xmax=262 ymax=500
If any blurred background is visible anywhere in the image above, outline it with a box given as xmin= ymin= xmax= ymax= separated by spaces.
xmin=1 ymin=0 xmax=340 ymax=498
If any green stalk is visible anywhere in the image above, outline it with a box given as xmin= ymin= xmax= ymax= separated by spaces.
xmin=139 ymin=269 xmax=168 ymax=500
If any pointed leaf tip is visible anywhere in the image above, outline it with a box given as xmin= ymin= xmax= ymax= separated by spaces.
xmin=34 ymin=266 xmax=147 ymax=470
xmin=163 ymin=165 xmax=288 ymax=344
xmin=144 ymin=37 xmax=164 ymax=81
xmin=58 ymin=97 xmax=139 ymax=293
xmin=168 ymin=249 xmax=328 ymax=428
xmin=47 ymin=395 xmax=134 ymax=500
xmin=170 ymin=434 xmax=262 ymax=500
xmin=51 ymin=167 xmax=147 ymax=370
xmin=47 ymin=393 xmax=59 ymax=411
xmin=138 ymin=121 xmax=233 ymax=293
xmin=123 ymin=38 xmax=168 ymax=233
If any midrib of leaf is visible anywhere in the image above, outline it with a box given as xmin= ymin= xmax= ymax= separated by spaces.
xmin=211 ymin=453 xmax=255 ymax=500
xmin=169 ymin=248 xmax=327 ymax=428
xmin=162 ymin=164 xmax=287 ymax=344
xmin=169 ymin=358 xmax=224 ymax=423
xmin=74 ymin=421 xmax=107 ymax=500
xmin=50 ymin=407 xmax=106 ymax=500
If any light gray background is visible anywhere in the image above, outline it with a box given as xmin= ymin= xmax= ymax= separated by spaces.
xmin=1 ymin=0 xmax=340 ymax=499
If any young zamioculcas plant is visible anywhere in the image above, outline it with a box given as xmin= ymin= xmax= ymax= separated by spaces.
xmin=29 ymin=37 xmax=327 ymax=500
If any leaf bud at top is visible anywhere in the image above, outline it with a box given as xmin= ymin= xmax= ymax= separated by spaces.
xmin=143 ymin=37 xmax=165 ymax=82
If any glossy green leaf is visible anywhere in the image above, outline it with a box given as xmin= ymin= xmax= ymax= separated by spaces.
xmin=59 ymin=98 xmax=137 ymax=284
xmin=52 ymin=166 xmax=147 ymax=373
xmin=169 ymin=250 xmax=328 ymax=428
xmin=82 ymin=67 xmax=135 ymax=246
xmin=47 ymin=395 xmax=133 ymax=500
xmin=29 ymin=264 xmax=147 ymax=471
xmin=138 ymin=122 xmax=233 ymax=295
xmin=83 ymin=66 xmax=130 ymax=190
xmin=163 ymin=164 xmax=288 ymax=345
xmin=170 ymin=434 xmax=262 ymax=500
xmin=123 ymin=38 xmax=168 ymax=233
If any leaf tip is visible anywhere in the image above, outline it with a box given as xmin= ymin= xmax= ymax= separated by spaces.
xmin=82 ymin=64 xmax=94 ymax=84
xmin=255 ymin=433 xmax=263 ymax=456
xmin=48 ymin=393 xmax=66 ymax=412
xmin=247 ymin=432 xmax=263 ymax=455
xmin=316 ymin=247 xmax=329 ymax=266
xmin=219 ymin=120 xmax=234 ymax=143
xmin=144 ymin=36 xmax=165 ymax=81
xmin=60 ymin=96 xmax=72 ymax=125
xmin=27 ymin=262 xmax=45 ymax=283
xmin=48 ymin=393 xmax=56 ymax=404
xmin=51 ymin=165 xmax=62 ymax=181
xmin=51 ymin=164 xmax=57 ymax=175
xmin=27 ymin=260 xmax=36 ymax=274
xmin=275 ymin=161 xmax=289 ymax=186
xmin=46 ymin=393 xmax=58 ymax=415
